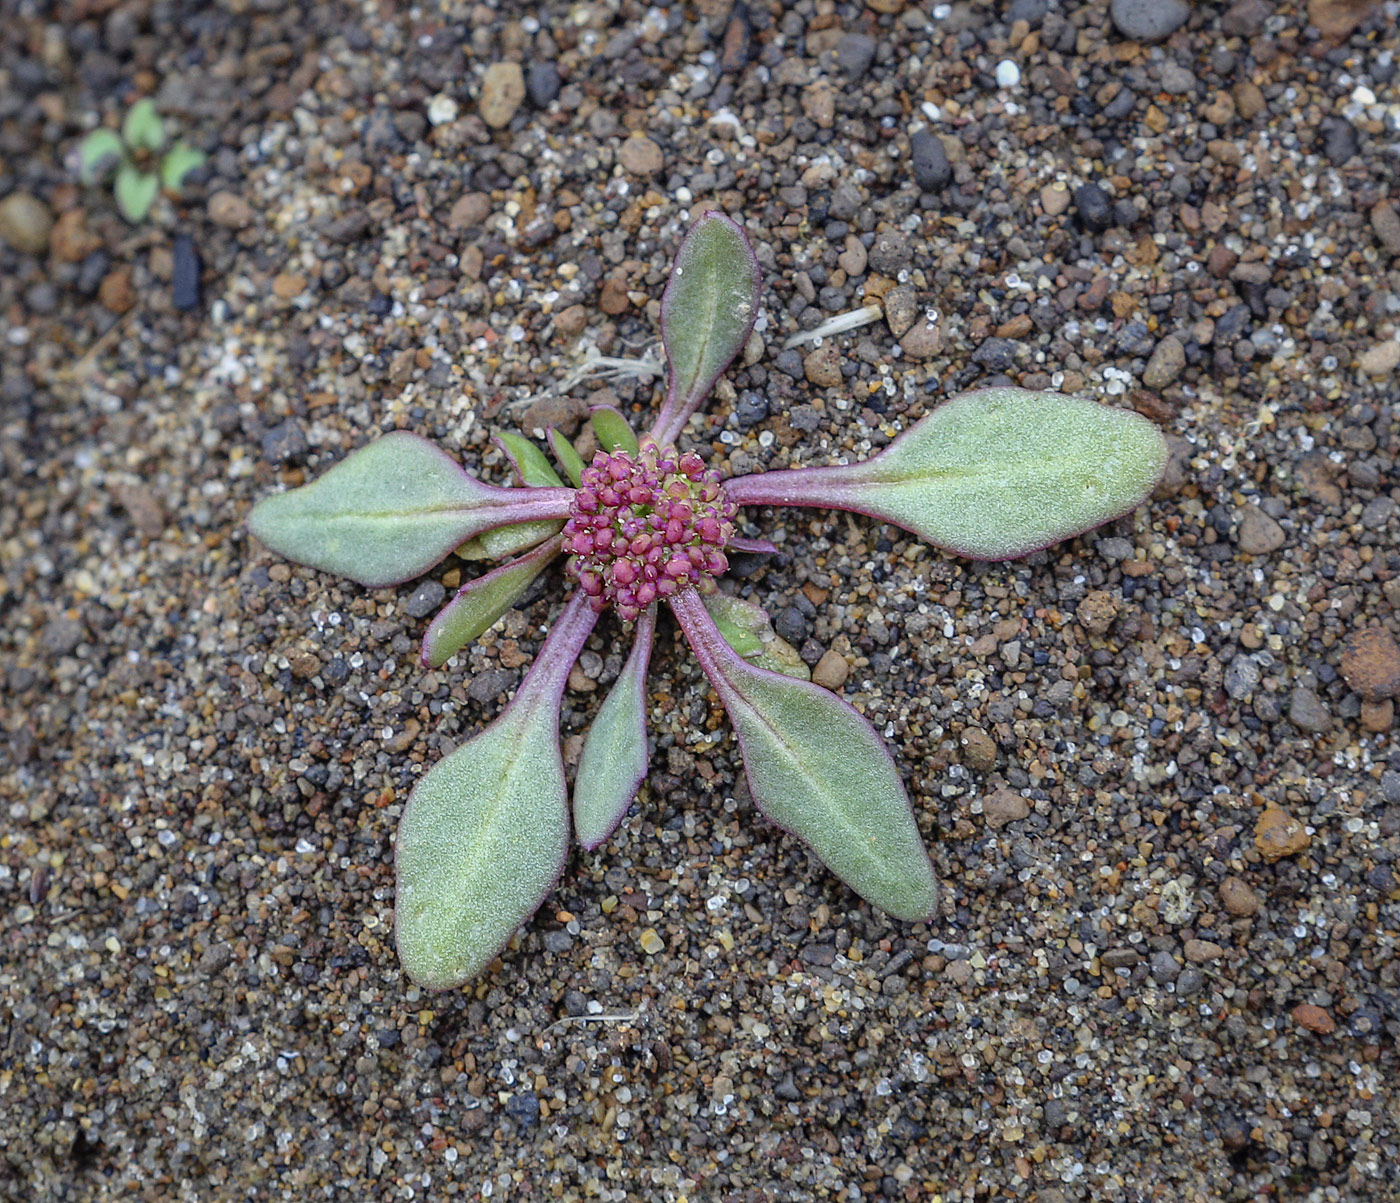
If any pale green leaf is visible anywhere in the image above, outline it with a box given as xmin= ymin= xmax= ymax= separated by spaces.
xmin=573 ymin=606 xmax=654 ymax=849
xmin=122 ymin=98 xmax=164 ymax=152
xmin=654 ymin=211 xmax=760 ymax=444
xmin=421 ymin=536 xmax=561 ymax=668
xmin=702 ymin=591 xmax=810 ymax=681
xmin=395 ymin=598 xmax=595 ymax=989
xmin=729 ymin=388 xmax=1167 ymax=561
xmin=672 ymin=590 xmax=938 ymax=920
xmin=114 ymin=165 xmax=159 ymax=222
xmin=454 ymin=520 xmax=561 ymax=562
xmin=589 ymin=406 xmax=639 ymax=456
xmin=79 ymin=129 xmax=125 ymax=185
xmin=497 ymin=431 xmax=564 ymax=487
xmin=160 ymin=142 xmax=206 ymax=193
xmin=248 ymin=431 xmax=567 ymax=588
xmin=548 ymin=427 xmax=585 ymax=487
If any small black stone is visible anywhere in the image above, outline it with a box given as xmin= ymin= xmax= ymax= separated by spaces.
xmin=1006 ymin=0 xmax=1049 ymax=26
xmin=835 ymin=33 xmax=877 ymax=80
xmin=172 ymin=235 xmax=201 ymax=312
xmin=526 ymin=61 xmax=561 ymax=108
xmin=261 ymin=420 xmax=309 ymax=465
xmin=505 ymin=1093 xmax=540 ymax=1129
xmin=403 ymin=580 xmax=447 ymax=619
xmin=1074 ymin=182 xmax=1112 ymax=232
xmin=733 ymin=391 xmax=768 ymax=429
xmin=909 ymin=130 xmax=951 ymax=192
xmin=773 ymin=606 xmax=809 ymax=644
xmin=972 ymin=338 xmax=1017 ymax=371
xmin=1320 ymin=118 xmax=1358 ymax=167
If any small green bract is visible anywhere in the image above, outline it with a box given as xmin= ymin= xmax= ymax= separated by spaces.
xmin=79 ymin=98 xmax=206 ymax=223
xmin=249 ymin=212 xmax=1169 ymax=990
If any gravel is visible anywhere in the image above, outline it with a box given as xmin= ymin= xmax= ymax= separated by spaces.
xmin=3 ymin=2 xmax=1399 ymax=1199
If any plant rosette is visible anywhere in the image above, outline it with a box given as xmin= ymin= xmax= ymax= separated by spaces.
xmin=249 ymin=212 xmax=1169 ymax=990
xmin=79 ymin=98 xmax=206 ymax=223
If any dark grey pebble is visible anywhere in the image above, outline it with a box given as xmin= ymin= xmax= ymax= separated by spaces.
xmin=1224 ymin=657 xmax=1261 ymax=699
xmin=77 ymin=250 xmax=111 ymax=296
xmin=788 ymin=404 xmax=821 ymax=432
xmin=25 ymin=281 xmax=58 ymax=314
xmin=527 ymin=61 xmax=561 ymax=108
xmin=1221 ymin=0 xmax=1270 ymax=37
xmin=1320 ymin=118 xmax=1358 ymax=166
xmin=362 ymin=107 xmax=404 ymax=153
xmin=1110 ymin=0 xmax=1189 ymax=41
xmin=835 ymin=33 xmax=877 ymax=79
xmin=774 ymin=606 xmax=810 ymax=645
xmin=972 ymin=338 xmax=1017 ymax=371
xmin=828 ymin=182 xmax=862 ymax=221
xmin=403 ymin=579 xmax=447 ymax=619
xmin=1150 ymin=951 xmax=1179 ymax=983
xmin=261 ymin=419 xmax=308 ymax=465
xmin=1074 ymin=182 xmax=1113 ymax=232
xmin=1382 ymin=770 xmax=1400 ymax=804
xmin=909 ymin=130 xmax=951 ymax=192
xmin=504 ymin=1093 xmax=539 ymax=1129
xmin=733 ymin=391 xmax=768 ymax=429
xmin=867 ymin=229 xmax=912 ymax=276
xmin=773 ymin=349 xmax=804 ymax=379
xmin=1288 ymin=687 xmax=1332 ymax=733
xmin=1102 ymin=88 xmax=1136 ymax=120
xmin=172 ymin=234 xmax=201 ymax=312
xmin=1006 ymin=0 xmax=1049 ymax=26
xmin=42 ymin=617 xmax=86 ymax=656
xmin=542 ymin=930 xmax=573 ymax=953
xmin=468 ymin=668 xmax=518 ymax=702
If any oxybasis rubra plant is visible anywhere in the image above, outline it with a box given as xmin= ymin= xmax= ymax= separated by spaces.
xmin=249 ymin=212 xmax=1168 ymax=990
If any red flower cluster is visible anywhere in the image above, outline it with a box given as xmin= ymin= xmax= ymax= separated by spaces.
xmin=564 ymin=441 xmax=736 ymax=621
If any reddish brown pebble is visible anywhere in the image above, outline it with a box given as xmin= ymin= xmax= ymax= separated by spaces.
xmin=1339 ymin=626 xmax=1400 ymax=701
xmin=98 ymin=267 xmax=136 ymax=314
xmin=599 ymin=276 xmax=631 ymax=315
xmin=1219 ymin=877 xmax=1261 ymax=917
xmin=1077 ymin=591 xmax=1118 ymax=635
xmin=1255 ymin=805 xmax=1310 ymax=863
xmin=1291 ymin=1003 xmax=1336 ymax=1035
xmin=982 ymin=789 xmax=1030 ymax=828
xmin=811 ymin=650 xmax=850 ymax=691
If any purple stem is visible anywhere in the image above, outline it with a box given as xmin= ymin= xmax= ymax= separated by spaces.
xmin=478 ymin=486 xmax=577 ymax=526
xmin=723 ymin=464 xmax=870 ymax=514
xmin=727 ymin=535 xmax=780 ymax=555
xmin=511 ymin=592 xmax=599 ymax=712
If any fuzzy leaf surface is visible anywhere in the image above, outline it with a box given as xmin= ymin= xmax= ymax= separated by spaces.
xmin=672 ymin=590 xmax=938 ymax=920
xmin=395 ymin=598 xmax=596 ymax=989
xmin=114 ymin=165 xmax=159 ymax=222
xmin=653 ymin=211 xmax=760 ymax=444
xmin=548 ymin=428 xmax=585 ymax=486
xmin=79 ymin=129 xmax=125 ymax=184
xmin=421 ymin=536 xmax=562 ymax=668
xmin=497 ymin=432 xmax=564 ymax=487
xmin=727 ymin=389 xmax=1167 ymax=560
xmin=122 ymin=98 xmax=164 ymax=151
xmin=160 ymin=142 xmax=206 ymax=193
xmin=248 ymin=431 xmax=571 ymax=587
xmin=589 ymin=406 xmax=639 ymax=455
xmin=453 ymin=520 xmax=559 ymax=562
xmin=573 ymin=606 xmax=655 ymax=849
